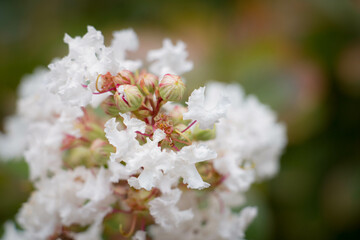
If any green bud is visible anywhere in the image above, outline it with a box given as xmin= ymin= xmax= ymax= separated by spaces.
xmin=137 ymin=72 xmax=158 ymax=94
xmin=192 ymin=125 xmax=216 ymax=141
xmin=115 ymin=85 xmax=144 ymax=113
xmin=159 ymin=74 xmax=185 ymax=101
xmin=113 ymin=70 xmax=134 ymax=85
xmin=101 ymin=96 xmax=120 ymax=117
xmin=65 ymin=147 xmax=92 ymax=168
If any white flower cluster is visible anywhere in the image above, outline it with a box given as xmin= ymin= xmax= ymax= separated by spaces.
xmin=0 ymin=26 xmax=286 ymax=240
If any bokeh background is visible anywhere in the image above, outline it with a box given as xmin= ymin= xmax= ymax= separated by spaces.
xmin=1 ymin=0 xmax=360 ymax=239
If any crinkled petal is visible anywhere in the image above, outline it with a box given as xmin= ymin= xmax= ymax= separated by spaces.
xmin=149 ymin=189 xmax=193 ymax=229
xmin=147 ymin=39 xmax=193 ymax=78
xmin=183 ymin=87 xmax=230 ymax=129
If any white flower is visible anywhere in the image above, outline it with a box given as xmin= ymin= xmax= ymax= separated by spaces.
xmin=128 ymin=133 xmax=216 ymax=191
xmin=0 ymin=68 xmax=82 ymax=163
xmin=105 ymin=113 xmax=214 ymax=191
xmin=111 ymin=28 xmax=142 ymax=71
xmin=205 ymin=82 xmax=286 ymax=192
xmin=170 ymin=144 xmax=216 ymax=189
xmin=0 ymin=67 xmax=82 ymax=178
xmin=107 ymin=161 xmax=132 ymax=183
xmin=213 ymin=152 xmax=255 ymax=192
xmin=65 ymin=26 xmax=105 ymax=62
xmin=147 ymin=39 xmax=193 ymax=78
xmin=149 ymin=189 xmax=193 ymax=229
xmin=47 ymin=57 xmax=93 ymax=107
xmin=183 ymin=87 xmax=230 ymax=129
xmin=150 ymin=191 xmax=257 ymax=240
xmin=17 ymin=167 xmax=115 ymax=239
xmin=17 ymin=190 xmax=59 ymax=239
xmin=48 ymin=26 xmax=109 ymax=107
xmin=104 ymin=115 xmax=145 ymax=183
xmin=104 ymin=113 xmax=145 ymax=164
xmin=48 ymin=26 xmax=141 ymax=108
xmin=218 ymin=207 xmax=258 ymax=240
xmin=127 ymin=129 xmax=170 ymax=191
xmin=0 ymin=27 xmax=286 ymax=240
xmin=24 ymin=122 xmax=64 ymax=180
xmin=77 ymin=167 xmax=113 ymax=202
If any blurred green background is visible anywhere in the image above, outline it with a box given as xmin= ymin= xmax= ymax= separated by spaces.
xmin=1 ymin=0 xmax=360 ymax=239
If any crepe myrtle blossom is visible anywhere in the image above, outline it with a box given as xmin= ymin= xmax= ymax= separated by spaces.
xmin=0 ymin=26 xmax=286 ymax=240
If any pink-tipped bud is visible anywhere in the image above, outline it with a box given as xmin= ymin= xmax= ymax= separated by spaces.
xmin=114 ymin=85 xmax=144 ymax=113
xmin=113 ymin=70 xmax=134 ymax=85
xmin=159 ymin=74 xmax=185 ymax=101
xmin=137 ymin=72 xmax=158 ymax=94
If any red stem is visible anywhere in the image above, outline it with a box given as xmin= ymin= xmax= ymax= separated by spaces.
xmin=181 ymin=120 xmax=197 ymax=133
xmin=135 ymin=131 xmax=152 ymax=137
xmin=92 ymin=87 xmax=117 ymax=94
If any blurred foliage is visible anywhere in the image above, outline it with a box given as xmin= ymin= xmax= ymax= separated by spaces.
xmin=1 ymin=0 xmax=360 ymax=239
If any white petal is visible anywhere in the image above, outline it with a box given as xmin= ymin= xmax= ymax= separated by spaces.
xmin=147 ymin=39 xmax=193 ymax=78
xmin=149 ymin=189 xmax=193 ymax=229
xmin=183 ymin=87 xmax=230 ymax=129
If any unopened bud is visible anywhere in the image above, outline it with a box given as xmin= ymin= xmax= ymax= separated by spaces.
xmin=137 ymin=72 xmax=158 ymax=94
xmin=115 ymin=85 xmax=144 ymax=113
xmin=159 ymin=74 xmax=185 ymax=101
xmin=113 ymin=70 xmax=134 ymax=85
xmin=192 ymin=125 xmax=216 ymax=141
xmin=65 ymin=147 xmax=91 ymax=168
xmin=101 ymin=96 xmax=120 ymax=117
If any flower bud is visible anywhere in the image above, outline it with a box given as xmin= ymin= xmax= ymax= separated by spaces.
xmin=65 ymin=147 xmax=91 ymax=168
xmin=113 ymin=70 xmax=134 ymax=85
xmin=101 ymin=96 xmax=120 ymax=117
xmin=137 ymin=72 xmax=158 ymax=94
xmin=159 ymin=74 xmax=185 ymax=101
xmin=192 ymin=125 xmax=216 ymax=141
xmin=114 ymin=85 xmax=144 ymax=113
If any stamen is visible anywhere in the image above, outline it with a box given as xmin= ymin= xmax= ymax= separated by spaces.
xmin=181 ymin=120 xmax=197 ymax=133
xmin=174 ymin=129 xmax=192 ymax=145
xmin=143 ymin=188 xmax=159 ymax=201
xmin=173 ymin=138 xmax=191 ymax=145
xmin=172 ymin=145 xmax=180 ymax=151
xmin=135 ymin=131 xmax=152 ymax=137
xmin=119 ymin=215 xmax=137 ymax=238
xmin=95 ymin=74 xmax=102 ymax=92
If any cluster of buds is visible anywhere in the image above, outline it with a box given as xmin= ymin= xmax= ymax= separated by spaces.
xmin=96 ymin=70 xmax=204 ymax=153
xmin=99 ymin=71 xmax=183 ymax=110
